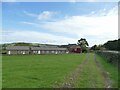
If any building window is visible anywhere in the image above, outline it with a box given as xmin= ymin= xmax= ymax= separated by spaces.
xmin=33 ymin=51 xmax=37 ymax=54
xmin=46 ymin=51 xmax=49 ymax=54
xmin=52 ymin=51 xmax=54 ymax=53
xmin=8 ymin=51 xmax=11 ymax=54
xmin=42 ymin=51 xmax=44 ymax=53
xmin=74 ymin=48 xmax=77 ymax=51
xmin=33 ymin=51 xmax=35 ymax=53
xmin=20 ymin=51 xmax=22 ymax=54
xmin=17 ymin=51 xmax=20 ymax=54
xmin=55 ymin=51 xmax=58 ymax=54
xmin=66 ymin=51 xmax=69 ymax=54
xmin=20 ymin=51 xmax=25 ymax=54
xmin=23 ymin=51 xmax=25 ymax=54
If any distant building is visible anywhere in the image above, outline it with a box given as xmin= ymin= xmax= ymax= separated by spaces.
xmin=68 ymin=44 xmax=82 ymax=53
xmin=6 ymin=46 xmax=68 ymax=55
xmin=6 ymin=46 xmax=30 ymax=55
xmin=30 ymin=46 xmax=68 ymax=54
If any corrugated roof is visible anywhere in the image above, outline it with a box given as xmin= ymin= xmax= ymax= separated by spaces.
xmin=31 ymin=47 xmax=67 ymax=51
xmin=6 ymin=46 xmax=30 ymax=50
xmin=70 ymin=45 xmax=81 ymax=48
xmin=40 ymin=46 xmax=58 ymax=48
xmin=6 ymin=46 xmax=67 ymax=51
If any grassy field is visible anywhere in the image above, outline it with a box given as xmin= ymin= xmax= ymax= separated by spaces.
xmin=2 ymin=53 xmax=118 ymax=88
xmin=2 ymin=54 xmax=86 ymax=88
xmin=75 ymin=53 xmax=118 ymax=88
xmin=0 ymin=55 xmax=2 ymax=89
xmin=75 ymin=53 xmax=105 ymax=88
xmin=96 ymin=54 xmax=118 ymax=87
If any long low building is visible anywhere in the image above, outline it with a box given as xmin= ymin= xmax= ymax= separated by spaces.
xmin=31 ymin=46 xmax=68 ymax=54
xmin=6 ymin=46 xmax=30 ymax=55
xmin=6 ymin=46 xmax=68 ymax=55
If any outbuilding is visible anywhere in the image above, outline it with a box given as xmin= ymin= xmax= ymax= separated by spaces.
xmin=6 ymin=46 xmax=68 ymax=55
xmin=30 ymin=46 xmax=68 ymax=54
xmin=6 ymin=46 xmax=30 ymax=55
xmin=68 ymin=45 xmax=82 ymax=53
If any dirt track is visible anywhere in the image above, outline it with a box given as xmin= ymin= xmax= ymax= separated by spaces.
xmin=59 ymin=53 xmax=112 ymax=88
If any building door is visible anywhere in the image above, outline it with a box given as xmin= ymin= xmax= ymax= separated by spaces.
xmin=55 ymin=51 xmax=58 ymax=54
xmin=38 ymin=51 xmax=40 ymax=54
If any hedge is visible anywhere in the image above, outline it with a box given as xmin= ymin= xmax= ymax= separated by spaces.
xmin=96 ymin=50 xmax=120 ymax=66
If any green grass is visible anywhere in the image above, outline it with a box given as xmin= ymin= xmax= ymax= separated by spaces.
xmin=75 ymin=53 xmax=118 ymax=88
xmin=2 ymin=54 xmax=86 ymax=88
xmin=95 ymin=54 xmax=118 ymax=88
xmin=0 ymin=55 xmax=2 ymax=89
xmin=75 ymin=53 xmax=105 ymax=88
xmin=2 ymin=53 xmax=118 ymax=88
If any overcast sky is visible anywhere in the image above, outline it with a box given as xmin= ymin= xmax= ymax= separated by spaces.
xmin=1 ymin=1 xmax=119 ymax=46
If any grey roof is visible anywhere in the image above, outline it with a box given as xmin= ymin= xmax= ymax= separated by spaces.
xmin=6 ymin=46 xmax=67 ymax=51
xmin=31 ymin=47 xmax=67 ymax=51
xmin=6 ymin=46 xmax=30 ymax=50
xmin=39 ymin=46 xmax=58 ymax=48
xmin=69 ymin=45 xmax=81 ymax=48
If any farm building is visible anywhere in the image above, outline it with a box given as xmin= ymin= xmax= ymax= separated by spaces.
xmin=31 ymin=46 xmax=68 ymax=54
xmin=6 ymin=46 xmax=30 ymax=55
xmin=6 ymin=46 xmax=68 ymax=55
xmin=68 ymin=44 xmax=82 ymax=53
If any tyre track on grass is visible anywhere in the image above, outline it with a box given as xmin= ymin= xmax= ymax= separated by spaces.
xmin=58 ymin=53 xmax=112 ymax=88
xmin=94 ymin=53 xmax=112 ymax=88
xmin=59 ymin=53 xmax=89 ymax=88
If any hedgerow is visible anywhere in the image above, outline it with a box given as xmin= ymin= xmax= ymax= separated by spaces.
xmin=96 ymin=51 xmax=119 ymax=66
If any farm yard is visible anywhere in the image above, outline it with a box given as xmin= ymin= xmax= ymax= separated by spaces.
xmin=2 ymin=53 xmax=118 ymax=88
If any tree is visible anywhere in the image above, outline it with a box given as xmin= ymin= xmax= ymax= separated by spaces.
xmin=103 ymin=39 xmax=119 ymax=51
xmin=77 ymin=38 xmax=89 ymax=53
xmin=90 ymin=45 xmax=97 ymax=50
xmin=90 ymin=44 xmax=105 ymax=51
xmin=14 ymin=42 xmax=31 ymax=46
